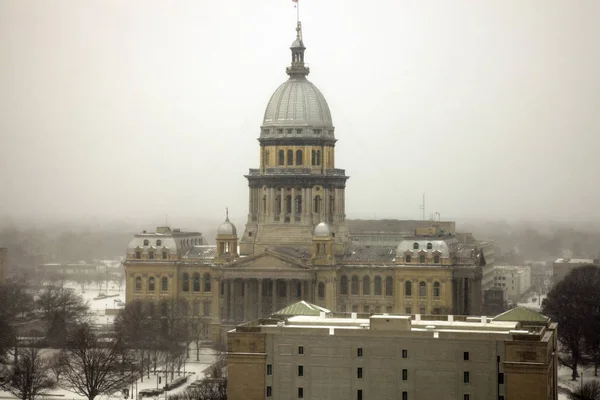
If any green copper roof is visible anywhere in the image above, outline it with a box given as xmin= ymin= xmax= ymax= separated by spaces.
xmin=273 ymin=301 xmax=331 ymax=317
xmin=493 ymin=306 xmax=548 ymax=323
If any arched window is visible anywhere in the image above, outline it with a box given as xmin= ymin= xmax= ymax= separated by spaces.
xmin=314 ymin=195 xmax=321 ymax=213
xmin=405 ymin=281 xmax=412 ymax=297
xmin=161 ymin=277 xmax=168 ymax=291
xmin=275 ymin=195 xmax=281 ymax=214
xmin=143 ymin=239 xmax=149 ymax=246
xmin=340 ymin=275 xmax=348 ymax=295
xmin=419 ymin=281 xmax=426 ymax=297
xmin=193 ymin=273 xmax=200 ymax=292
xmin=433 ymin=282 xmax=441 ymax=297
xmin=204 ymin=273 xmax=211 ymax=292
xmin=351 ymin=276 xmax=359 ymax=295
xmin=385 ymin=276 xmax=393 ymax=296
xmin=374 ymin=276 xmax=382 ymax=295
xmin=135 ymin=277 xmax=142 ymax=291
xmin=295 ymin=195 xmax=302 ymax=213
xmin=148 ymin=277 xmax=155 ymax=291
xmin=318 ymin=282 xmax=325 ymax=298
xmin=182 ymin=273 xmax=190 ymax=292
xmin=413 ymin=242 xmax=419 ymax=250
xmin=434 ymin=255 xmax=440 ymax=264
xmin=419 ymin=254 xmax=425 ymax=263
xmin=426 ymin=242 xmax=432 ymax=250
xmin=156 ymin=240 xmax=162 ymax=246
xmin=329 ymin=196 xmax=335 ymax=214
xmin=362 ymin=276 xmax=370 ymax=295
xmin=287 ymin=149 xmax=293 ymax=165
xmin=405 ymin=255 xmax=412 ymax=263
xmin=296 ymin=150 xmax=303 ymax=165
xmin=316 ymin=150 xmax=321 ymax=165
xmin=262 ymin=196 xmax=267 ymax=213
xmin=278 ymin=150 xmax=285 ymax=165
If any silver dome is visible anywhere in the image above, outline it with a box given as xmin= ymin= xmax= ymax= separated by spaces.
xmin=313 ymin=222 xmax=331 ymax=237
xmin=262 ymin=78 xmax=333 ymax=129
xmin=218 ymin=220 xmax=237 ymax=236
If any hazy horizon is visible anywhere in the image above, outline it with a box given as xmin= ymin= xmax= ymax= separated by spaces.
xmin=2 ymin=0 xmax=599 ymax=225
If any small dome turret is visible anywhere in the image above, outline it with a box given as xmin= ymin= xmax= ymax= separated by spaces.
xmin=217 ymin=208 xmax=237 ymax=236
xmin=313 ymin=222 xmax=331 ymax=237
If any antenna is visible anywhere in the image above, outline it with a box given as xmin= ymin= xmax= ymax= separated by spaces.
xmin=419 ymin=193 xmax=426 ymax=220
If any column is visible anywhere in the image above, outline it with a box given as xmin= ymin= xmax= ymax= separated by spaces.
xmin=280 ymin=191 xmax=285 ymax=219
xmin=272 ymin=279 xmax=277 ymax=314
xmin=291 ymin=187 xmax=295 ymax=221
xmin=286 ymin=280 xmax=291 ymax=305
xmin=302 ymin=188 xmax=308 ymax=221
xmin=301 ymin=280 xmax=306 ymax=300
xmin=211 ymin=277 xmax=221 ymax=323
xmin=243 ymin=280 xmax=250 ymax=321
xmin=307 ymin=187 xmax=313 ymax=223
xmin=258 ymin=279 xmax=263 ymax=318
xmin=229 ymin=279 xmax=235 ymax=321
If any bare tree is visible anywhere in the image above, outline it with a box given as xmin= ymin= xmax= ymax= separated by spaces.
xmin=543 ymin=265 xmax=600 ymax=381
xmin=568 ymin=380 xmax=600 ymax=400
xmin=61 ymin=324 xmax=133 ymax=400
xmin=48 ymin=352 xmax=68 ymax=383
xmin=0 ymin=348 xmax=56 ymax=400
xmin=36 ymin=285 xmax=89 ymax=346
xmin=0 ymin=316 xmax=16 ymax=364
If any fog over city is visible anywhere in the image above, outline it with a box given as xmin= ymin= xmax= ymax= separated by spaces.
xmin=1 ymin=0 xmax=600 ymax=226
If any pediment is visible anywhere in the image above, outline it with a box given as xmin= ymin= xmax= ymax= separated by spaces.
xmin=224 ymin=249 xmax=310 ymax=271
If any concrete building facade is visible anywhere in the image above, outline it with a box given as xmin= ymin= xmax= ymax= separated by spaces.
xmin=552 ymin=258 xmax=599 ymax=284
xmin=492 ymin=265 xmax=531 ymax=304
xmin=227 ymin=306 xmax=558 ymax=400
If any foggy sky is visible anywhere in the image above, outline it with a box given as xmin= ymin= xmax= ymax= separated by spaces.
xmin=1 ymin=0 xmax=599 ymax=228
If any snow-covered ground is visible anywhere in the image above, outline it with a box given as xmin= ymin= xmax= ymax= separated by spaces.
xmin=0 ymin=347 xmax=216 ymax=400
xmin=60 ymin=281 xmax=126 ymax=326
xmin=517 ymin=293 xmax=547 ymax=312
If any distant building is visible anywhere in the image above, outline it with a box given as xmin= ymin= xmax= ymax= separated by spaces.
xmin=492 ymin=265 xmax=531 ymax=304
xmin=483 ymin=287 xmax=507 ymax=316
xmin=553 ymin=258 xmax=599 ymax=284
xmin=227 ymin=303 xmax=557 ymax=400
xmin=0 ymin=248 xmax=7 ymax=284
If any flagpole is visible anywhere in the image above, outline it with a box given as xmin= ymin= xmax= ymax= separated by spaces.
xmin=297 ymin=0 xmax=300 ymax=23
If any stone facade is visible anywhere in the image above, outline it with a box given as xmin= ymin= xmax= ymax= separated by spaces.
xmin=228 ymin=312 xmax=558 ymax=400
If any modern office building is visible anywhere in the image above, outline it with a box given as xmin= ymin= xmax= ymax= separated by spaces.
xmin=227 ymin=303 xmax=557 ymax=400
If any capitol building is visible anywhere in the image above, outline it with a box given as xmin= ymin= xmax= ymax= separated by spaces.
xmin=124 ymin=21 xmax=492 ymax=343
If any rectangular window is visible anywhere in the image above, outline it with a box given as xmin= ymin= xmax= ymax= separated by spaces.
xmin=363 ymin=305 xmax=370 ymax=313
xmin=464 ymin=372 xmax=470 ymax=384
xmin=266 ymin=386 xmax=272 ymax=397
xmin=135 ymin=252 xmax=141 ymax=259
xmin=298 ymin=346 xmax=304 ymax=355
xmin=402 ymin=369 xmax=408 ymax=380
xmin=419 ymin=307 xmax=426 ymax=314
xmin=298 ymin=365 xmax=303 ymax=377
xmin=464 ymin=352 xmax=469 ymax=361
xmin=402 ymin=349 xmax=408 ymax=358
xmin=464 ymin=395 xmax=470 ymax=400
xmin=405 ymin=307 xmax=412 ymax=314
xmin=266 ymin=364 xmax=272 ymax=376
xmin=498 ymin=373 xmax=504 ymax=384
xmin=352 ymin=304 xmax=358 ymax=312
xmin=357 ymin=389 xmax=363 ymax=400
xmin=203 ymin=301 xmax=211 ymax=316
xmin=386 ymin=306 xmax=393 ymax=313
xmin=162 ymin=252 xmax=167 ymax=259
xmin=499 ymin=396 xmax=505 ymax=400
xmin=375 ymin=305 xmax=381 ymax=313
xmin=402 ymin=391 xmax=408 ymax=400
xmin=357 ymin=367 xmax=363 ymax=379
xmin=357 ymin=348 xmax=363 ymax=357
xmin=298 ymin=387 xmax=303 ymax=398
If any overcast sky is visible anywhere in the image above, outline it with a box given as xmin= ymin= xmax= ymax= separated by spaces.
xmin=1 ymin=0 xmax=599 ymax=227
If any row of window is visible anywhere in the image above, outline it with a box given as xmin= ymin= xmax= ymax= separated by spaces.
xmin=134 ymin=273 xmax=212 ymax=292
xmin=141 ymin=238 xmax=201 ymax=247
xmin=404 ymin=254 xmax=441 ymax=263
xmin=275 ymin=149 xmax=322 ymax=166
xmin=263 ymin=194 xmax=325 ymax=214
xmin=339 ymin=275 xmax=393 ymax=296
xmin=337 ymin=276 xmax=442 ymax=298
xmin=412 ymin=242 xmax=435 ymax=250
xmin=135 ymin=251 xmax=168 ymax=260
xmin=262 ymin=128 xmax=334 ymax=136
